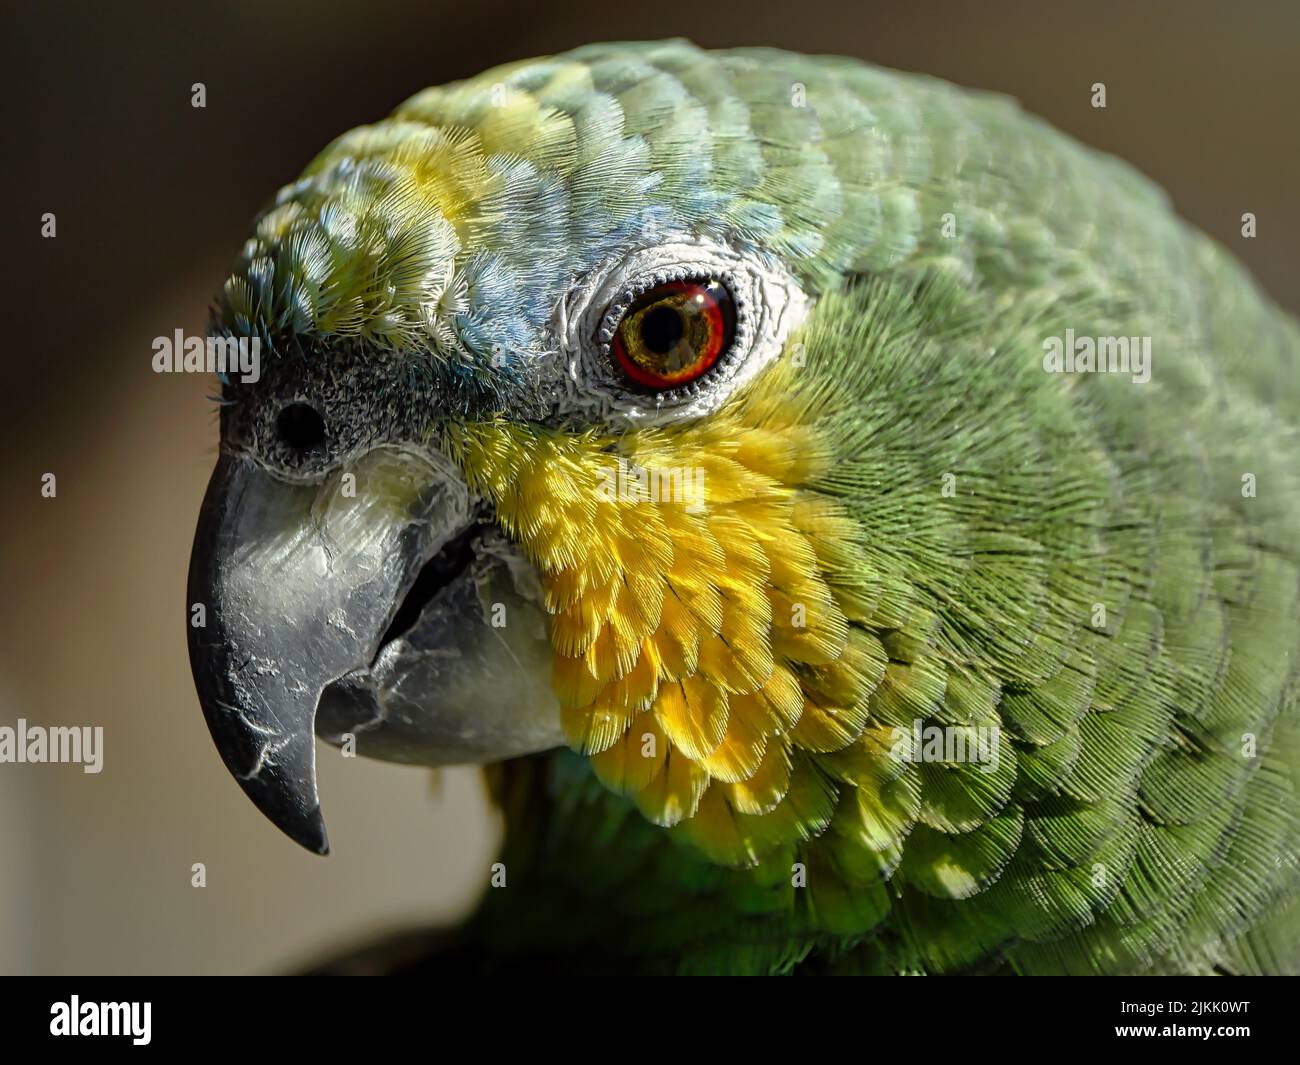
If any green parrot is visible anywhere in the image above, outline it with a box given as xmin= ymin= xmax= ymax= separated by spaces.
xmin=186 ymin=39 xmax=1300 ymax=975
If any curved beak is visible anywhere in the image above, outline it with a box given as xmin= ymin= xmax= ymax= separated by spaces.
xmin=186 ymin=448 xmax=470 ymax=854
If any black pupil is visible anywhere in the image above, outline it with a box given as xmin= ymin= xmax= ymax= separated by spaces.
xmin=640 ymin=305 xmax=685 ymax=354
xmin=276 ymin=402 xmax=326 ymax=450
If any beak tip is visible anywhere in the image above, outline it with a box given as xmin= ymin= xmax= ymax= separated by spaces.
xmin=307 ymin=825 xmax=331 ymax=857
xmin=271 ymin=800 xmax=331 ymax=857
xmin=300 ymin=826 xmax=330 ymax=857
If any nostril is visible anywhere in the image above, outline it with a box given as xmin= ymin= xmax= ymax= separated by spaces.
xmin=275 ymin=402 xmax=326 ymax=450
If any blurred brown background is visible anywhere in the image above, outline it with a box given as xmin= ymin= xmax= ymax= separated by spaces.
xmin=2 ymin=0 xmax=1296 ymax=974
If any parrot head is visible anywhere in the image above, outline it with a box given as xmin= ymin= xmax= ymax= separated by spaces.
xmin=188 ymin=41 xmax=883 ymax=856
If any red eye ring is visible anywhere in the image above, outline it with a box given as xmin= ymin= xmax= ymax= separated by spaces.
xmin=610 ymin=278 xmax=736 ymax=391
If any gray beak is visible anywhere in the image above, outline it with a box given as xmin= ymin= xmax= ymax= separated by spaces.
xmin=186 ymin=447 xmax=472 ymax=854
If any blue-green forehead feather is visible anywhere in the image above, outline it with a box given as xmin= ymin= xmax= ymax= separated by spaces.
xmin=212 ymin=38 xmax=1295 ymax=410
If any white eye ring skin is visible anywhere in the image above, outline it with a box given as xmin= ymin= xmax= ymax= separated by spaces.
xmin=555 ymin=238 xmax=809 ymax=427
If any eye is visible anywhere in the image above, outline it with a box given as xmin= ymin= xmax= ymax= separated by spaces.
xmin=610 ymin=278 xmax=736 ymax=390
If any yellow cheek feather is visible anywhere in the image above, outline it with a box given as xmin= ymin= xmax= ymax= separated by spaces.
xmin=444 ymin=361 xmax=891 ymax=866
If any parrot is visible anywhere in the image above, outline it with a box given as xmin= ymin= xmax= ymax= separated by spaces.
xmin=186 ymin=39 xmax=1300 ymax=975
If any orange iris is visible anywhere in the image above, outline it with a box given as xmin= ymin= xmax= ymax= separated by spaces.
xmin=611 ymin=279 xmax=735 ymax=390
